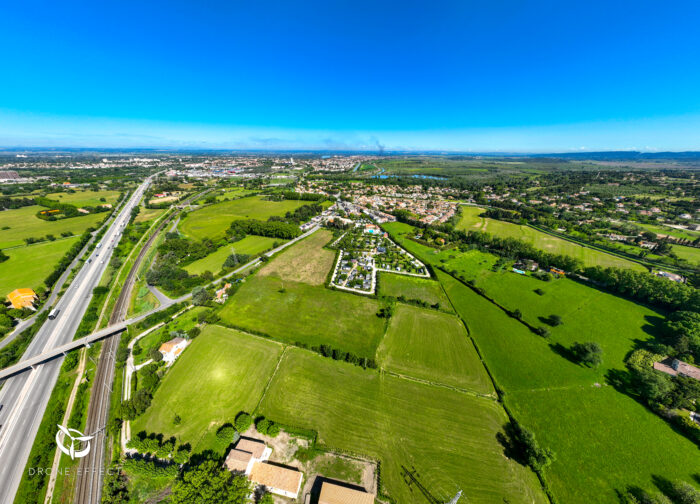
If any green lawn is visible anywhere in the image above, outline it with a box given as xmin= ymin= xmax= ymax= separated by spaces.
xmin=45 ymin=190 xmax=121 ymax=207
xmin=377 ymin=304 xmax=493 ymax=393
xmin=0 ymin=237 xmax=79 ymax=297
xmin=179 ymin=196 xmax=309 ymax=241
xmin=438 ymin=270 xmax=700 ymax=502
xmin=219 ymin=275 xmax=384 ymax=358
xmin=184 ymin=236 xmax=281 ymax=275
xmin=259 ymin=348 xmax=546 ymax=504
xmin=133 ymin=325 xmax=283 ymax=449
xmin=456 ymin=206 xmax=645 ymax=270
xmin=0 ymin=206 xmax=105 ymax=249
xmin=377 ymin=273 xmax=453 ymax=312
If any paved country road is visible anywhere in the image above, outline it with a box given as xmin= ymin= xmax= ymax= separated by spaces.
xmin=0 ymin=179 xmax=151 ymax=504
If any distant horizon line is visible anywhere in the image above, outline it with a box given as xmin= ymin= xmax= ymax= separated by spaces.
xmin=3 ymin=146 xmax=700 ymax=158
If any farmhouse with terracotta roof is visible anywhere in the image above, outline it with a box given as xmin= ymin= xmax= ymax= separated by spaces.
xmin=224 ymin=437 xmax=303 ymax=499
xmin=158 ymin=337 xmax=189 ymax=364
xmin=318 ymin=481 xmax=375 ymax=504
xmin=7 ymin=288 xmax=37 ymax=310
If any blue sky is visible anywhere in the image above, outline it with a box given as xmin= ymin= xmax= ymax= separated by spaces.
xmin=1 ymin=1 xmax=699 ymax=151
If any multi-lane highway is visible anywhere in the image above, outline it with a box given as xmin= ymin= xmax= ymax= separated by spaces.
xmin=0 ymin=178 xmax=151 ymax=504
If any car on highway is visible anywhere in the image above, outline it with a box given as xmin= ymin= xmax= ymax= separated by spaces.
xmin=48 ymin=308 xmax=60 ymax=320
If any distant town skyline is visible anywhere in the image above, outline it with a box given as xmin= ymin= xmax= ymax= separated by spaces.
xmin=2 ymin=1 xmax=699 ymax=151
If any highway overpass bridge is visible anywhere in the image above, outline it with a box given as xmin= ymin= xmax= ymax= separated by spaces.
xmin=0 ymin=224 xmax=319 ymax=383
xmin=0 ymin=302 xmax=177 ymax=382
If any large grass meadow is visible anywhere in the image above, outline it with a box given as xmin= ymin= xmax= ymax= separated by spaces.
xmin=259 ymin=348 xmax=546 ymax=504
xmin=257 ymin=229 xmax=335 ymax=285
xmin=377 ymin=272 xmax=453 ymax=311
xmin=220 ymin=275 xmax=385 ymax=357
xmin=179 ymin=195 xmax=309 ymax=241
xmin=0 ymin=237 xmax=79 ymax=296
xmin=438 ymin=271 xmax=700 ymax=502
xmin=45 ymin=189 xmax=121 ymax=207
xmin=377 ymin=304 xmax=492 ymax=393
xmin=0 ymin=206 xmax=104 ymax=248
xmin=184 ymin=235 xmax=280 ymax=275
xmin=220 ymin=230 xmax=384 ymax=357
xmin=132 ymin=326 xmax=283 ymax=450
xmin=456 ymin=206 xmax=644 ymax=270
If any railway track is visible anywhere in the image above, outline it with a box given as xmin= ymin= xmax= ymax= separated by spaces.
xmin=73 ymin=212 xmax=174 ymax=504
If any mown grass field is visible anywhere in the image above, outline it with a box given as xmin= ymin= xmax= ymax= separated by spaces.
xmin=184 ymin=235 xmax=281 ymax=275
xmin=438 ymin=270 xmax=700 ymax=503
xmin=220 ymin=275 xmax=384 ymax=357
xmin=377 ymin=304 xmax=493 ymax=393
xmin=134 ymin=206 xmax=166 ymax=224
xmin=258 ymin=229 xmax=334 ymax=285
xmin=0 ymin=206 xmax=104 ymax=248
xmin=179 ymin=195 xmax=309 ymax=241
xmin=133 ymin=326 xmax=283 ymax=448
xmin=457 ymin=206 xmax=645 ymax=270
xmin=45 ymin=190 xmax=121 ymax=207
xmin=259 ymin=348 xmax=546 ymax=504
xmin=0 ymin=237 xmax=79 ymax=297
xmin=377 ymin=272 xmax=453 ymax=311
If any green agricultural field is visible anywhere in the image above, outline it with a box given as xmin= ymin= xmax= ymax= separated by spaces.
xmin=377 ymin=273 xmax=453 ymax=311
xmin=133 ymin=325 xmax=283 ymax=449
xmin=671 ymin=243 xmax=700 ymax=264
xmin=0 ymin=206 xmax=105 ymax=249
xmin=257 ymin=229 xmax=334 ymax=285
xmin=45 ymin=190 xmax=121 ymax=207
xmin=509 ymin=387 xmax=700 ymax=504
xmin=220 ymin=275 xmax=384 ymax=357
xmin=457 ymin=206 xmax=645 ymax=270
xmin=439 ymin=272 xmax=593 ymax=391
xmin=447 ymin=254 xmax=665 ymax=378
xmin=438 ymin=271 xmax=699 ymax=502
xmin=377 ymin=304 xmax=493 ymax=393
xmin=259 ymin=348 xmax=546 ymax=504
xmin=179 ymin=195 xmax=309 ymax=241
xmin=184 ymin=235 xmax=281 ymax=275
xmin=0 ymin=237 xmax=79 ymax=297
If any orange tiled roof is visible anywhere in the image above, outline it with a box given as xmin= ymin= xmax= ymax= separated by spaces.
xmin=235 ymin=438 xmax=266 ymax=459
xmin=7 ymin=288 xmax=37 ymax=309
xmin=249 ymin=462 xmax=302 ymax=495
xmin=319 ymin=482 xmax=375 ymax=504
xmin=225 ymin=449 xmax=252 ymax=473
